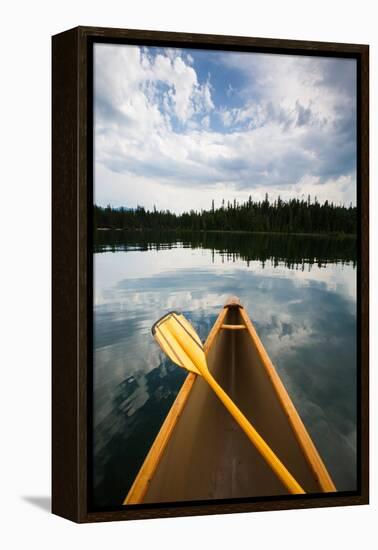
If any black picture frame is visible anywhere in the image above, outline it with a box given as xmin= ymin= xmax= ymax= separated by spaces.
xmin=52 ymin=26 xmax=369 ymax=523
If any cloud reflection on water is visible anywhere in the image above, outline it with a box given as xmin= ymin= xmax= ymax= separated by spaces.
xmin=93 ymin=240 xmax=356 ymax=506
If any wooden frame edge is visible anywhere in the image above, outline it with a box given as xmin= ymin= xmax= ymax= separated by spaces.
xmin=52 ymin=27 xmax=80 ymax=523
xmin=359 ymin=43 xmax=369 ymax=506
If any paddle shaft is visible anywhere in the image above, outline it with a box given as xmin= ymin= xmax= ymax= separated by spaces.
xmin=201 ymin=368 xmax=305 ymax=495
xmin=154 ymin=313 xmax=305 ymax=494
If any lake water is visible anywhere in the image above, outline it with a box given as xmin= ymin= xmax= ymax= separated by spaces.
xmin=92 ymin=230 xmax=357 ymax=508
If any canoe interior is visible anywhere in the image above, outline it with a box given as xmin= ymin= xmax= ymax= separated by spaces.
xmin=141 ymin=306 xmax=322 ymax=503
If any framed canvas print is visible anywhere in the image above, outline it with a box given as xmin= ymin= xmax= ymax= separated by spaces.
xmin=52 ymin=26 xmax=369 ymax=523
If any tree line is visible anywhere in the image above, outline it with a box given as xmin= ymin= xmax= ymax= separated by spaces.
xmin=94 ymin=194 xmax=357 ymax=235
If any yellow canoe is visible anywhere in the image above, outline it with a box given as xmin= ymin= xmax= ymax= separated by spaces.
xmin=124 ymin=297 xmax=335 ymax=504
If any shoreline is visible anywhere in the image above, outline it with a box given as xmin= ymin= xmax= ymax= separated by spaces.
xmin=95 ymin=227 xmax=357 ymax=239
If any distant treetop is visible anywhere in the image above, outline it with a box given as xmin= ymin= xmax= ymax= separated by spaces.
xmin=94 ymin=195 xmax=356 ymax=235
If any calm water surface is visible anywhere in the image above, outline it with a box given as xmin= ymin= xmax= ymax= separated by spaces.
xmin=93 ymin=231 xmax=357 ymax=507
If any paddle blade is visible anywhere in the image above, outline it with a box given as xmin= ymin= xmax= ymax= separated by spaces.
xmin=152 ymin=312 xmax=207 ymax=376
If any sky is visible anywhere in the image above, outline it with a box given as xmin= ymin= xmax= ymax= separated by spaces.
xmin=94 ymin=44 xmax=357 ymax=213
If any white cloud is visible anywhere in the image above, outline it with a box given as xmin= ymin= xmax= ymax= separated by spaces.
xmin=94 ymin=45 xmax=357 ymax=210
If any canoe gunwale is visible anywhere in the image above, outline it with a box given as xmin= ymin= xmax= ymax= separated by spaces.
xmin=238 ymin=307 xmax=336 ymax=493
xmin=123 ymin=306 xmax=228 ymax=504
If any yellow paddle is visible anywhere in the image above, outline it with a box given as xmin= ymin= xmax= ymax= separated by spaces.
xmin=152 ymin=311 xmax=305 ymax=495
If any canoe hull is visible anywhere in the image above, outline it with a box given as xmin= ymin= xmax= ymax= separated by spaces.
xmin=124 ymin=300 xmax=335 ymax=504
